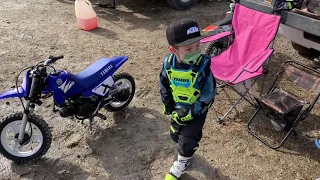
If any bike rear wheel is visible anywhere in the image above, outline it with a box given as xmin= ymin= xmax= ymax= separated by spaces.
xmin=105 ymin=73 xmax=136 ymax=111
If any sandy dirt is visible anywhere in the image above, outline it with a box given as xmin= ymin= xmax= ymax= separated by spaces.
xmin=0 ymin=0 xmax=320 ymax=179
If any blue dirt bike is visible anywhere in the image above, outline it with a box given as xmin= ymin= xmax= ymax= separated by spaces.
xmin=0 ymin=55 xmax=135 ymax=163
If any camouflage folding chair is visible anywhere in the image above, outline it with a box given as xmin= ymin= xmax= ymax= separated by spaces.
xmin=247 ymin=60 xmax=320 ymax=149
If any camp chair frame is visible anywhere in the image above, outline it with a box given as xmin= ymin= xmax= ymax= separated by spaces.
xmin=211 ymin=76 xmax=263 ymax=124
xmin=247 ymin=60 xmax=320 ymax=149
xmin=201 ymin=4 xmax=281 ymax=124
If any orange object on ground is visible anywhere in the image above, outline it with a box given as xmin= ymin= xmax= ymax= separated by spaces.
xmin=75 ymin=0 xmax=98 ymax=31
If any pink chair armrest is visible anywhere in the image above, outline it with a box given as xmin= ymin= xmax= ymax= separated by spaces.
xmin=244 ymin=49 xmax=274 ymax=73
xmin=200 ymin=31 xmax=232 ymax=43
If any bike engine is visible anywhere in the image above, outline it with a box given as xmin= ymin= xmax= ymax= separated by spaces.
xmin=59 ymin=106 xmax=74 ymax=117
xmin=77 ymin=102 xmax=96 ymax=117
xmin=59 ymin=96 xmax=97 ymax=119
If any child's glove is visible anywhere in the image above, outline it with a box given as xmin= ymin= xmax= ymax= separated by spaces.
xmin=162 ymin=104 xmax=174 ymax=115
xmin=171 ymin=108 xmax=193 ymax=125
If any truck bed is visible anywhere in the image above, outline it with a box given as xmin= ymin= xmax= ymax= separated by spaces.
xmin=239 ymin=0 xmax=320 ymax=37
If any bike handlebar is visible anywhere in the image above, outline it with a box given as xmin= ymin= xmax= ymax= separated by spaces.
xmin=44 ymin=55 xmax=64 ymax=65
xmin=51 ymin=55 xmax=64 ymax=62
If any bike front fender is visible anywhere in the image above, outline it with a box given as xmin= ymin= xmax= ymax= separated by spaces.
xmin=0 ymin=71 xmax=29 ymax=100
xmin=0 ymin=87 xmax=27 ymax=100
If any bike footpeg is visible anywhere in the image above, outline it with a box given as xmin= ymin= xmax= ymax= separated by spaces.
xmin=35 ymin=100 xmax=43 ymax=106
xmin=96 ymin=113 xmax=107 ymax=120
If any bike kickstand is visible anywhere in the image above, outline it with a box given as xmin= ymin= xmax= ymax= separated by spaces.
xmin=52 ymin=101 xmax=58 ymax=113
xmin=89 ymin=117 xmax=93 ymax=132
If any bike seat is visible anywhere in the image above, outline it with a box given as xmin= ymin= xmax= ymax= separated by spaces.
xmin=68 ymin=56 xmax=127 ymax=89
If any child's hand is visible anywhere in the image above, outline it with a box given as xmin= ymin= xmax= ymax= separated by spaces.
xmin=180 ymin=113 xmax=193 ymax=121
xmin=171 ymin=108 xmax=193 ymax=125
xmin=162 ymin=104 xmax=174 ymax=115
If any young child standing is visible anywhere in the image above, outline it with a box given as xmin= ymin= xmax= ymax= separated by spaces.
xmin=160 ymin=18 xmax=217 ymax=180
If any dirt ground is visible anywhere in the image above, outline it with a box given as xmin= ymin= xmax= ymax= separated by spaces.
xmin=1 ymin=0 xmax=320 ymax=179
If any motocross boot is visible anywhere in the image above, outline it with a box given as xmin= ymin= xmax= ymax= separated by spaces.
xmin=165 ymin=155 xmax=191 ymax=180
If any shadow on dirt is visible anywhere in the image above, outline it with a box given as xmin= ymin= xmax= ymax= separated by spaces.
xmin=86 ymin=106 xmax=229 ymax=179
xmin=55 ymin=0 xmax=230 ymax=32
xmin=55 ymin=0 xmax=73 ymax=4
xmin=87 ymin=27 xmax=120 ymax=40
xmin=10 ymin=158 xmax=89 ymax=180
xmin=182 ymin=154 xmax=231 ymax=180
xmin=86 ymin=106 xmax=174 ymax=179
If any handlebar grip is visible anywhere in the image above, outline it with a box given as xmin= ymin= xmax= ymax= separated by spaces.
xmin=51 ymin=55 xmax=64 ymax=62
xmin=43 ymin=55 xmax=64 ymax=66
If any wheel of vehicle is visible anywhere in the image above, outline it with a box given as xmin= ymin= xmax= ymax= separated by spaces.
xmin=205 ymin=41 xmax=225 ymax=57
xmin=204 ymin=33 xmax=233 ymax=57
xmin=166 ymin=0 xmax=198 ymax=10
xmin=0 ymin=112 xmax=52 ymax=163
xmin=105 ymin=73 xmax=136 ymax=111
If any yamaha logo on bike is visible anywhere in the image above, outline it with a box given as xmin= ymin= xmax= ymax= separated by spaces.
xmin=58 ymin=80 xmax=74 ymax=93
xmin=100 ymin=64 xmax=114 ymax=76
xmin=56 ymin=78 xmax=63 ymax=86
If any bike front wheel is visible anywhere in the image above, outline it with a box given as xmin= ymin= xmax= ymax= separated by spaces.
xmin=0 ymin=112 xmax=52 ymax=163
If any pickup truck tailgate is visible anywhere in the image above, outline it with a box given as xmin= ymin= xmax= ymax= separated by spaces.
xmin=239 ymin=0 xmax=320 ymax=37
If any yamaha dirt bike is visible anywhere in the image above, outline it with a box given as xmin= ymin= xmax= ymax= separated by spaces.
xmin=0 ymin=55 xmax=135 ymax=163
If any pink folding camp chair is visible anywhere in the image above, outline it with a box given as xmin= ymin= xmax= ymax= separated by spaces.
xmin=201 ymin=4 xmax=281 ymax=123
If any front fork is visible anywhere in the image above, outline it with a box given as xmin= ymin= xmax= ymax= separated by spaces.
xmin=18 ymin=77 xmax=37 ymax=142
